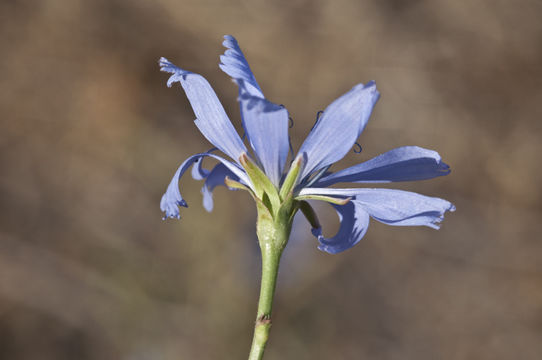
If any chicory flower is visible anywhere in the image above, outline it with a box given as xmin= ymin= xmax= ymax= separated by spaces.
xmin=159 ymin=35 xmax=454 ymax=254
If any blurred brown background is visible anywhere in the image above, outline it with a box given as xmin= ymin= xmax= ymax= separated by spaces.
xmin=1 ymin=0 xmax=541 ymax=359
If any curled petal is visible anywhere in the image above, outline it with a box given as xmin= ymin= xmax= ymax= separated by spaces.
xmin=201 ymin=163 xmax=240 ymax=212
xmin=159 ymin=57 xmax=247 ymax=162
xmin=219 ymin=35 xmax=264 ymax=97
xmin=238 ymin=82 xmax=289 ymax=186
xmin=311 ymin=201 xmax=370 ymax=254
xmin=191 ymin=148 xmax=219 ymax=180
xmin=297 ymin=82 xmax=380 ymax=180
xmin=316 ymin=146 xmax=451 ymax=186
xmin=160 ymin=153 xmax=249 ymax=219
xmin=191 ymin=158 xmax=210 ymax=181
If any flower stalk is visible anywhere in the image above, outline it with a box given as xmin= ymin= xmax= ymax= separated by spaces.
xmin=248 ymin=188 xmax=297 ymax=360
xmin=247 ymin=241 xmax=282 ymax=360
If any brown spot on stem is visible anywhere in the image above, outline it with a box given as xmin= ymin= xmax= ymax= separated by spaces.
xmin=256 ymin=314 xmax=272 ymax=326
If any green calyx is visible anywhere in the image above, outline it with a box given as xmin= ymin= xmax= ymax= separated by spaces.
xmin=236 ymin=153 xmax=348 ymax=251
xmin=240 ymin=153 xmax=282 ymax=216
xmin=239 ymin=152 xmax=305 ymax=217
xmin=279 ymin=155 xmax=304 ymax=200
xmin=238 ymin=153 xmax=305 ymax=251
xmin=255 ymin=195 xmax=297 ymax=253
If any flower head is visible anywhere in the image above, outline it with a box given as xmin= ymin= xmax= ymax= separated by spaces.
xmin=159 ymin=35 xmax=455 ymax=254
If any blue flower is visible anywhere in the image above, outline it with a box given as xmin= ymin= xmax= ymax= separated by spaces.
xmin=159 ymin=35 xmax=455 ymax=254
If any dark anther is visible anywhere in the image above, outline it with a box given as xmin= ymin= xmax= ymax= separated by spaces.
xmin=353 ymin=142 xmax=362 ymax=153
xmin=289 ymin=117 xmax=294 ymax=128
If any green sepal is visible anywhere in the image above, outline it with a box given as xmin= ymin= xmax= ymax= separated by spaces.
xmin=299 ymin=201 xmax=321 ymax=230
xmin=256 ymin=199 xmax=295 ymax=253
xmin=276 ymin=192 xmax=295 ymax=229
xmin=224 ymin=176 xmax=252 ymax=192
xmin=240 ymin=153 xmax=281 ymax=215
xmin=225 ymin=177 xmax=273 ymax=223
xmin=279 ymin=155 xmax=304 ymax=200
xmin=295 ymin=194 xmax=351 ymax=205
xmin=256 ymin=199 xmax=274 ymax=228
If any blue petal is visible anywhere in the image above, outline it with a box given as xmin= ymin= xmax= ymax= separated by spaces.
xmin=316 ymin=146 xmax=451 ymax=186
xmin=352 ymin=188 xmax=455 ymax=229
xmin=219 ymin=35 xmax=264 ymax=98
xmin=190 ymin=148 xmax=219 ymax=180
xmin=160 ymin=153 xmax=249 ymax=219
xmin=299 ymin=187 xmax=455 ymax=229
xmin=297 ymin=82 xmax=380 ymax=180
xmin=191 ymin=157 xmax=210 ymax=181
xmin=159 ymin=57 xmax=247 ymax=162
xmin=201 ymin=163 xmax=240 ymax=212
xmin=238 ymin=82 xmax=289 ymax=186
xmin=311 ymin=201 xmax=370 ymax=254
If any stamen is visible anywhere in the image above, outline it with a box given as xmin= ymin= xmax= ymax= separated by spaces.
xmin=353 ymin=142 xmax=362 ymax=153
xmin=316 ymin=110 xmax=324 ymax=121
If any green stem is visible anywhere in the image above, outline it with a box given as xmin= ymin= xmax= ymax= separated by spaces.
xmin=246 ymin=191 xmax=295 ymax=359
xmin=247 ymin=244 xmax=283 ymax=360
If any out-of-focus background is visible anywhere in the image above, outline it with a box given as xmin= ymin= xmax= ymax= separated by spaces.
xmin=1 ymin=0 xmax=541 ymax=359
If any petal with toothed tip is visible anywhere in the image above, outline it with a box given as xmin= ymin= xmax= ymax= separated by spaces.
xmin=219 ymin=35 xmax=263 ymax=98
xmin=299 ymin=187 xmax=455 ymax=229
xmin=316 ymin=146 xmax=451 ymax=186
xmin=159 ymin=57 xmax=247 ymax=162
